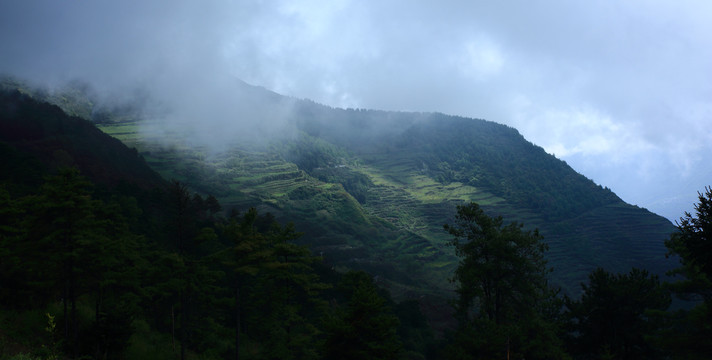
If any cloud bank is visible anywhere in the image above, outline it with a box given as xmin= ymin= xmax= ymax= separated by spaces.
xmin=1 ymin=0 xmax=710 ymax=220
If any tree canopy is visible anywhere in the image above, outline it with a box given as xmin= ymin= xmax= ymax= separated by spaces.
xmin=564 ymin=267 xmax=670 ymax=359
xmin=662 ymin=186 xmax=712 ymax=358
xmin=444 ymin=202 xmax=566 ymax=359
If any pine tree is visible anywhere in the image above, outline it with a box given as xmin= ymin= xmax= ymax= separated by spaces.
xmin=444 ymin=202 xmax=566 ymax=359
xmin=21 ymin=167 xmax=100 ymax=355
xmin=323 ymin=271 xmax=401 ymax=360
xmin=565 ymin=268 xmax=670 ymax=359
xmin=0 ymin=185 xmax=27 ymax=306
xmin=255 ymin=220 xmax=328 ymax=360
xmin=662 ymin=186 xmax=712 ymax=358
xmin=163 ymin=181 xmax=220 ymax=360
xmin=222 ymin=208 xmax=275 ymax=360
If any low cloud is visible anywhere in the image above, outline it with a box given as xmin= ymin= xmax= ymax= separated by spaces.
xmin=1 ymin=0 xmax=710 ymax=220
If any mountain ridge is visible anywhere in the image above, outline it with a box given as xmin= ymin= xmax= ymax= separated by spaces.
xmin=0 ymin=88 xmax=166 ymax=193
xmin=1 ymin=78 xmax=676 ymax=297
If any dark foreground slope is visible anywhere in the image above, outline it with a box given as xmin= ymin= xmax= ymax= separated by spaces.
xmin=0 ymin=89 xmax=166 ymax=193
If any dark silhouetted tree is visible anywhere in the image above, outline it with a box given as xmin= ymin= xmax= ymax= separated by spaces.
xmin=160 ymin=181 xmax=221 ymax=360
xmin=0 ymin=185 xmax=27 ymax=305
xmin=323 ymin=271 xmax=401 ymax=360
xmin=661 ymin=186 xmax=712 ymax=358
xmin=222 ymin=208 xmax=327 ymax=360
xmin=222 ymin=208 xmax=275 ymax=360
xmin=565 ymin=267 xmax=670 ymax=359
xmin=24 ymin=167 xmax=97 ymax=356
xmin=444 ymin=202 xmax=566 ymax=360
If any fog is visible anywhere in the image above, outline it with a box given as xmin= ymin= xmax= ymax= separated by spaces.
xmin=1 ymin=1 xmax=710 ymax=220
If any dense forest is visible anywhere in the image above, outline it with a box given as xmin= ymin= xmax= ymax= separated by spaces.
xmin=1 ymin=87 xmax=710 ymax=359
xmin=0 ymin=169 xmax=427 ymax=359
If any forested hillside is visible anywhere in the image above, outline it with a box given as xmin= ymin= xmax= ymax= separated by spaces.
xmin=40 ymin=77 xmax=670 ymax=297
xmin=2 ymin=77 xmax=676 ymax=294
xmin=0 ymin=89 xmax=436 ymax=359
xmin=3 ymin=82 xmax=704 ymax=360
xmin=0 ymin=89 xmax=165 ymax=192
xmin=289 ymin=102 xmax=676 ymax=293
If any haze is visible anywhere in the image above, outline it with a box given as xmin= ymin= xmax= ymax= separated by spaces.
xmin=1 ymin=1 xmax=710 ymax=221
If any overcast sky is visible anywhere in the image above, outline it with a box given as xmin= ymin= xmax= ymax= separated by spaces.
xmin=1 ymin=1 xmax=710 ymax=221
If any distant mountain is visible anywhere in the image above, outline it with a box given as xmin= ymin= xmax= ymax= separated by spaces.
xmin=1 ymin=78 xmax=676 ymax=298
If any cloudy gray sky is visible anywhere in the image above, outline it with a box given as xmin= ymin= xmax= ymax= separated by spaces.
xmin=1 ymin=0 xmax=710 ymax=221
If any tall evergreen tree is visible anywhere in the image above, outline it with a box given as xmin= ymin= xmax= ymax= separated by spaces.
xmin=222 ymin=208 xmax=328 ymax=360
xmin=323 ymin=271 xmax=401 ymax=360
xmin=444 ymin=202 xmax=566 ymax=359
xmin=2 ymin=169 xmax=145 ymax=358
xmin=85 ymin=197 xmax=146 ymax=359
xmin=565 ymin=267 xmax=670 ymax=359
xmin=256 ymin=219 xmax=328 ymax=360
xmin=0 ymin=185 xmax=28 ymax=306
xmin=23 ymin=167 xmax=98 ymax=356
xmin=662 ymin=186 xmax=712 ymax=358
xmin=666 ymin=186 xmax=712 ymax=292
xmin=161 ymin=181 xmax=221 ymax=360
xmin=222 ymin=208 xmax=275 ymax=360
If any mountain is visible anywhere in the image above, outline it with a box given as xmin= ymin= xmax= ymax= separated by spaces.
xmin=286 ymin=102 xmax=677 ymax=295
xmin=1 ymin=79 xmax=676 ymax=298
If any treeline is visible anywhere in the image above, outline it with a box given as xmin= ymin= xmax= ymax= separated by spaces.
xmin=442 ymin=192 xmax=712 ymax=360
xmin=3 ymin=167 xmax=710 ymax=360
xmin=0 ymin=168 xmax=436 ymax=359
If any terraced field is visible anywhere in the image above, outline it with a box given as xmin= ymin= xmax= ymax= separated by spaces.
xmin=98 ymin=121 xmax=459 ymax=298
xmin=346 ymin=146 xmax=675 ymax=295
xmin=540 ymin=202 xmax=676 ymax=294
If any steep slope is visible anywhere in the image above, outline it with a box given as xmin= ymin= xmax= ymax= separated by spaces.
xmin=97 ymin=120 xmax=443 ymax=297
xmin=294 ymin=104 xmax=676 ymax=293
xmin=7 ymin=79 xmax=676 ymax=297
xmin=0 ymin=89 xmax=166 ymax=193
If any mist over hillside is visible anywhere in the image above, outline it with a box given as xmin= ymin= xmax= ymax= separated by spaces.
xmin=3 ymin=1 xmax=710 ymax=222
xmin=2 ymin=76 xmax=677 ymax=298
xmin=3 ymin=77 xmax=699 ymax=359
xmin=2 ymin=2 xmax=710 ymax=357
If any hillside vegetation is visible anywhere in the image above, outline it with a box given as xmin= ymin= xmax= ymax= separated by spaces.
xmin=94 ymin=84 xmax=676 ymax=296
xmin=0 ymin=89 xmax=437 ymax=359
xmin=4 ymin=77 xmax=675 ymax=296
xmin=3 ymin=81 xmax=705 ymax=360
